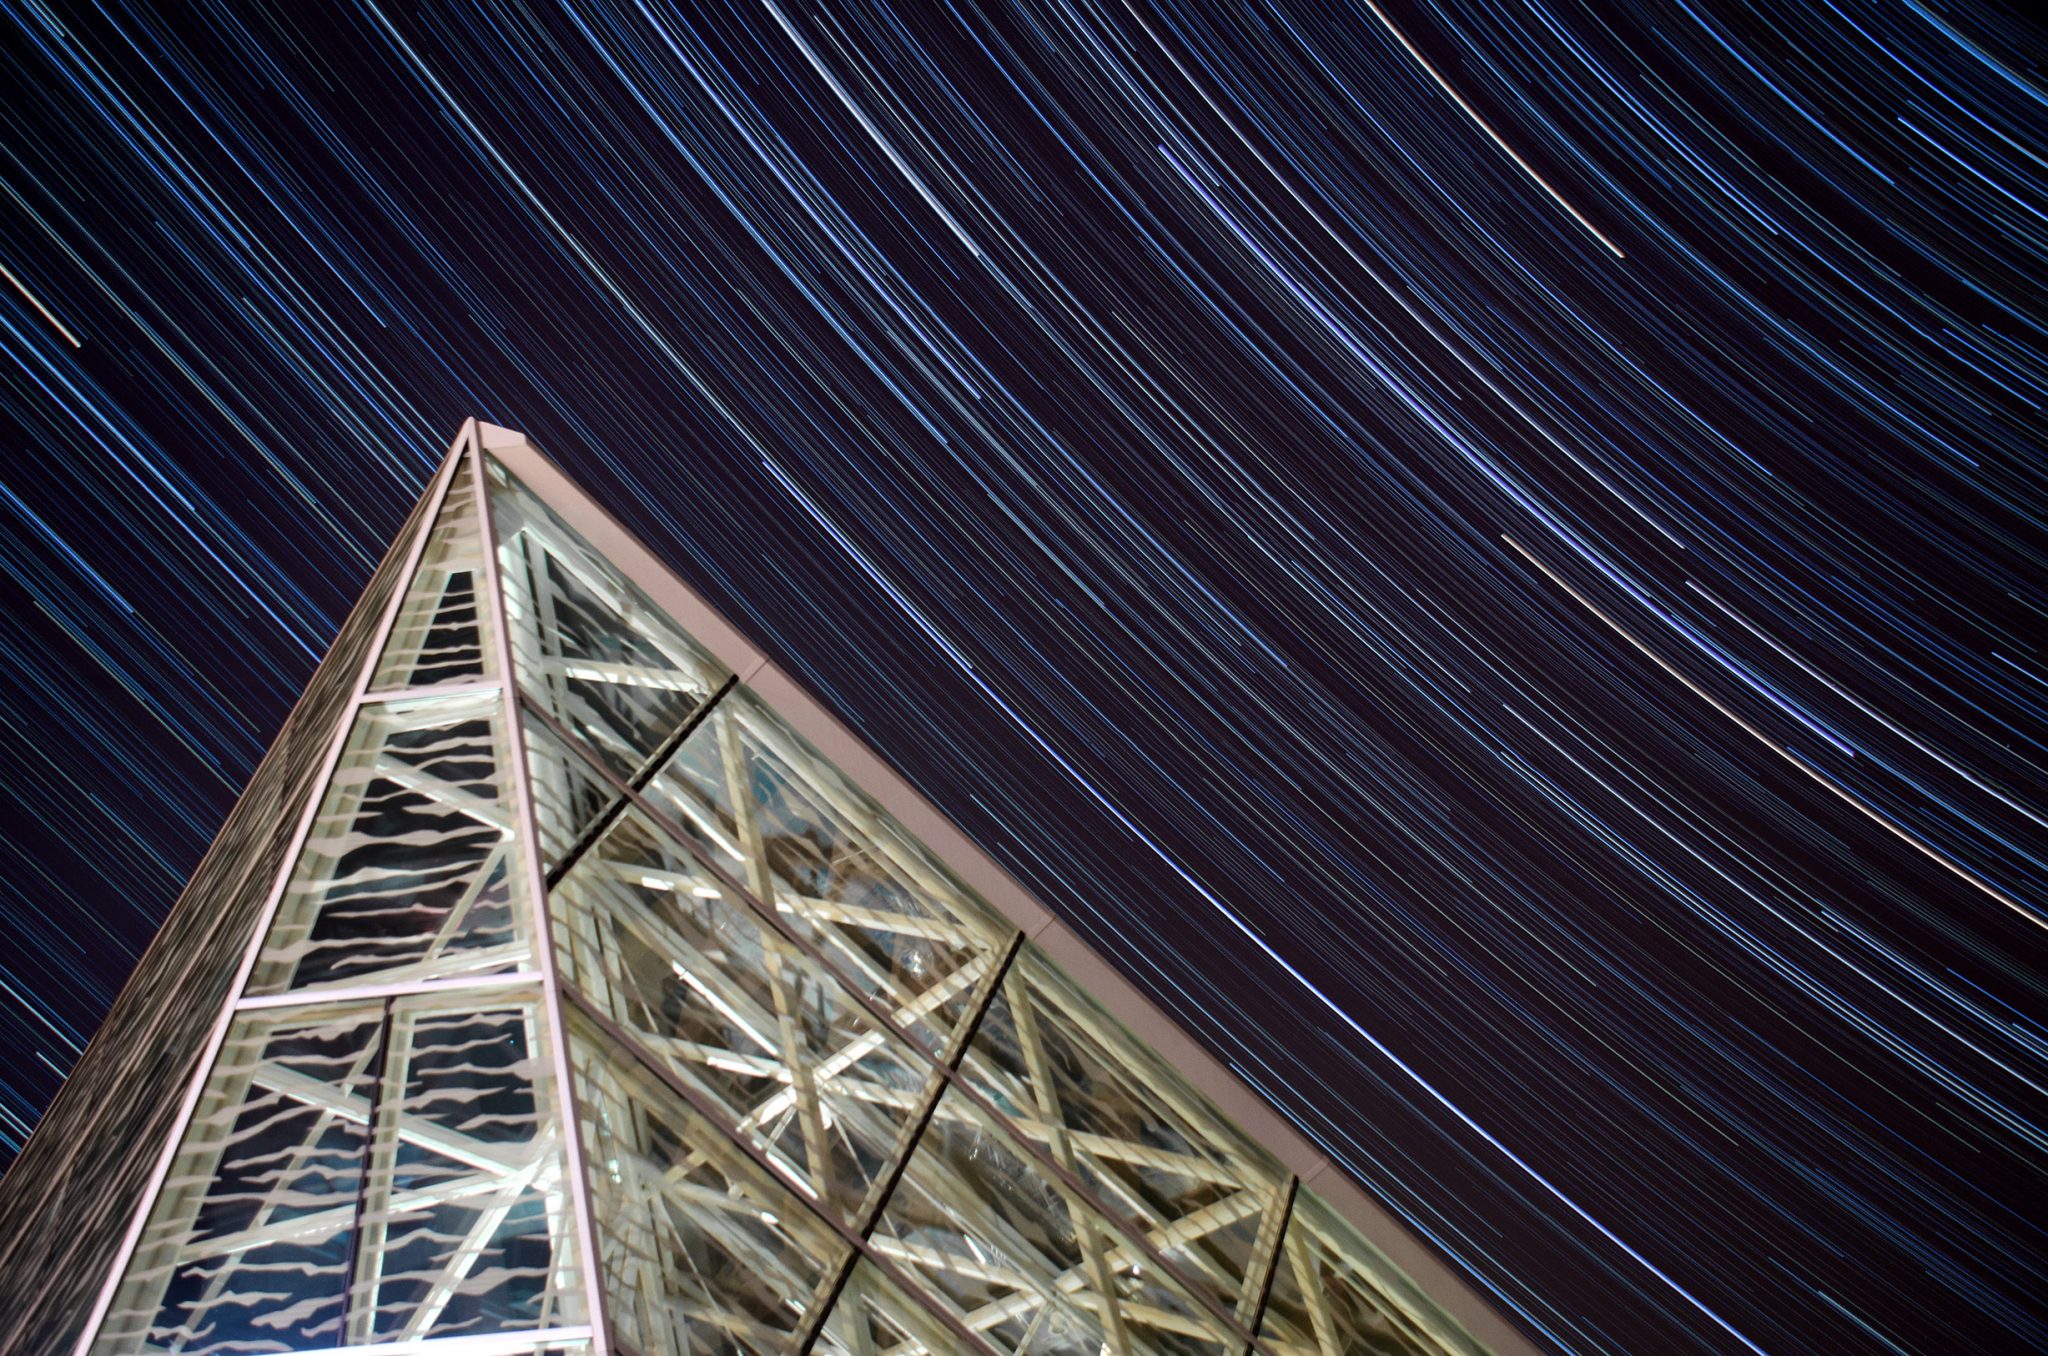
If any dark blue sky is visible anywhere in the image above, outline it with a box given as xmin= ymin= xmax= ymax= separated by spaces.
xmin=2 ymin=4 xmax=2044 ymax=1353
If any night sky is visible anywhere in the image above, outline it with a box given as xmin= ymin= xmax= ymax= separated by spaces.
xmin=2 ymin=3 xmax=2045 ymax=1353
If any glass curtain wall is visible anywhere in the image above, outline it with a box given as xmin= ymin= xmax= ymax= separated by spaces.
xmin=80 ymin=432 xmax=1492 ymax=1356
xmin=486 ymin=453 xmax=1491 ymax=1356
xmin=89 ymin=449 xmax=593 ymax=1356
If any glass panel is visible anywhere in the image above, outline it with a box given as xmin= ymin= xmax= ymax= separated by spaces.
xmin=871 ymin=1082 xmax=1241 ymax=1356
xmin=247 ymin=691 xmax=532 ymax=995
xmin=523 ymin=712 xmax=627 ymax=874
xmin=484 ymin=455 xmax=727 ymax=780
xmin=961 ymin=946 xmax=1288 ymax=1322
xmin=643 ymin=688 xmax=1011 ymax=1057
xmin=348 ymin=993 xmax=586 ymax=1342
xmin=91 ymin=993 xmax=582 ymax=1353
xmin=552 ymin=799 xmax=943 ymax=1224
xmin=567 ymin=1008 xmax=852 ymax=1355
xmin=814 ymin=1258 xmax=991 ymax=1356
xmin=371 ymin=452 xmax=494 ymax=691
xmin=93 ymin=1005 xmax=382 ymax=1353
xmin=1258 ymin=1189 xmax=1484 ymax=1356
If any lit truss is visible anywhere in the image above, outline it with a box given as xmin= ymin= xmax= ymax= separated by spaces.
xmin=67 ymin=423 xmax=1516 ymax=1356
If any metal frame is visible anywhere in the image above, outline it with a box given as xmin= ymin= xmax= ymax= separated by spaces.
xmin=483 ymin=423 xmax=1534 ymax=1356
xmin=75 ymin=426 xmax=593 ymax=1356
xmin=567 ymin=993 xmax=1005 ymax=1356
xmin=471 ymin=427 xmax=615 ymax=1356
xmin=65 ymin=420 xmax=1532 ymax=1356
xmin=522 ymin=691 xmax=1289 ymax=1353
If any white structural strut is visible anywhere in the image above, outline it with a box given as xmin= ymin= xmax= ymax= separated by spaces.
xmin=469 ymin=421 xmax=615 ymax=1356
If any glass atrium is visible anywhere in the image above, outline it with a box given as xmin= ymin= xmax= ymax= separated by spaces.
xmin=40 ymin=424 xmax=1502 ymax=1356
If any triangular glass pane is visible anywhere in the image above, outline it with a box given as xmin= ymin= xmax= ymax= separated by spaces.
xmin=1258 ymin=1189 xmax=1486 ymax=1356
xmin=566 ymin=1006 xmax=852 ymax=1355
xmin=371 ymin=452 xmax=494 ymax=692
xmin=550 ymin=798 xmax=940 ymax=1225
xmin=959 ymin=945 xmax=1288 ymax=1324
xmin=246 ymin=690 xmax=534 ymax=996
xmin=483 ymin=455 xmax=728 ymax=780
xmin=643 ymin=686 xmax=1011 ymax=1056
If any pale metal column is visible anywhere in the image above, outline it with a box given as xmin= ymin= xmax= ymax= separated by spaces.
xmin=470 ymin=429 xmax=614 ymax=1354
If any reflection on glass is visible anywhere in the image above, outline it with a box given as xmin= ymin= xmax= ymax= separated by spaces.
xmin=871 ymin=1083 xmax=1241 ymax=1356
xmin=485 ymin=456 xmax=726 ymax=780
xmin=95 ymin=1006 xmax=378 ymax=1353
xmin=371 ymin=452 xmax=494 ymax=692
xmin=961 ymin=946 xmax=1288 ymax=1323
xmin=349 ymin=997 xmax=584 ymax=1342
xmin=523 ymin=712 xmax=626 ymax=873
xmin=247 ymin=692 xmax=532 ymax=995
xmin=93 ymin=992 xmax=581 ymax=1354
xmin=1258 ymin=1189 xmax=1482 ymax=1356
xmin=814 ymin=1258 xmax=991 ymax=1356
xmin=552 ymin=801 xmax=943 ymax=1224
xmin=568 ymin=1008 xmax=851 ymax=1355
xmin=644 ymin=688 xmax=1011 ymax=1056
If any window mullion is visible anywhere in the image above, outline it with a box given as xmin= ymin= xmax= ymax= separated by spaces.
xmin=1237 ymin=1174 xmax=1300 ymax=1352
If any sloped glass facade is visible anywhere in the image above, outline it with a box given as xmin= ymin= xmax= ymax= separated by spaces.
xmin=0 ymin=460 xmax=442 ymax=1356
xmin=34 ymin=424 xmax=1499 ymax=1356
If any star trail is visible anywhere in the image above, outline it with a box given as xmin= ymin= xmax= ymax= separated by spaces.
xmin=1 ymin=3 xmax=2043 ymax=1353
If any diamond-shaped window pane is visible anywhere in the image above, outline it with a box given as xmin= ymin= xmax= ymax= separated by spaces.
xmin=960 ymin=944 xmax=1288 ymax=1322
xmin=551 ymin=798 xmax=945 ymax=1225
xmin=484 ymin=455 xmax=727 ymax=780
xmin=643 ymin=687 xmax=1011 ymax=1056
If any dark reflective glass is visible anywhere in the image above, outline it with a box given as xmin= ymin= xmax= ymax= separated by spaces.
xmin=248 ymin=692 xmax=533 ymax=996
xmin=371 ymin=452 xmax=494 ymax=692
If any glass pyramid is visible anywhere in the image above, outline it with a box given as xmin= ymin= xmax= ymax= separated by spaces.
xmin=7 ymin=422 xmax=1520 ymax=1356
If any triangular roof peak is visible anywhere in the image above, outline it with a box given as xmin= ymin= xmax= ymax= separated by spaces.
xmin=9 ymin=421 xmax=1533 ymax=1356
xmin=481 ymin=422 xmax=1535 ymax=1356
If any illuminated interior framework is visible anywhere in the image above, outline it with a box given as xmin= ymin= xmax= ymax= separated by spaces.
xmin=55 ymin=423 xmax=1517 ymax=1356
